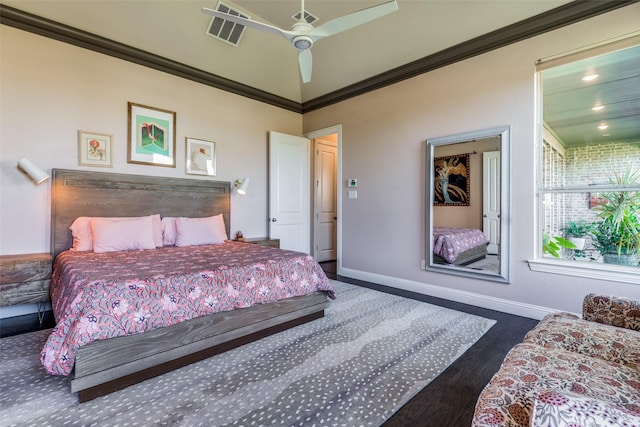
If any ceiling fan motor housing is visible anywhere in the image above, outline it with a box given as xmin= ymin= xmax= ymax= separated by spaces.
xmin=293 ymin=35 xmax=313 ymax=50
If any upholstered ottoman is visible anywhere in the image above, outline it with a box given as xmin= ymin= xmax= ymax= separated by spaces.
xmin=472 ymin=342 xmax=640 ymax=426
xmin=473 ymin=294 xmax=640 ymax=427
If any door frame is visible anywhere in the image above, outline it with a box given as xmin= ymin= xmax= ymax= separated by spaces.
xmin=305 ymin=124 xmax=343 ymax=274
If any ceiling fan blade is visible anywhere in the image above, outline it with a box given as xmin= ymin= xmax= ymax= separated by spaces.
xmin=298 ymin=49 xmax=312 ymax=83
xmin=201 ymin=7 xmax=294 ymax=42
xmin=310 ymin=0 xmax=398 ymax=40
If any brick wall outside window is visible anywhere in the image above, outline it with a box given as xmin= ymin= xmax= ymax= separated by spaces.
xmin=542 ymin=140 xmax=639 ymax=261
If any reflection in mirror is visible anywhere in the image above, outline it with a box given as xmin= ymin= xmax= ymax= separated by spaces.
xmin=426 ymin=126 xmax=510 ymax=282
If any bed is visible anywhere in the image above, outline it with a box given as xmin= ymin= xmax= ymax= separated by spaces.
xmin=45 ymin=169 xmax=335 ymax=401
xmin=432 ymin=227 xmax=489 ymax=265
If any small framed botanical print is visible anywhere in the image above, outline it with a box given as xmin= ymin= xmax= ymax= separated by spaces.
xmin=186 ymin=137 xmax=216 ymax=176
xmin=78 ymin=131 xmax=113 ymax=167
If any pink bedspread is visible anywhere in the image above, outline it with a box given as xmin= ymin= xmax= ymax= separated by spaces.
xmin=432 ymin=227 xmax=490 ymax=263
xmin=41 ymin=242 xmax=335 ymax=376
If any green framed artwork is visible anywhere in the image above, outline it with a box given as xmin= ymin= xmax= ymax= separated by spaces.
xmin=127 ymin=102 xmax=176 ymax=167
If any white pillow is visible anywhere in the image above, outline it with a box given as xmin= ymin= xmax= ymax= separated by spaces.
xmin=69 ymin=214 xmax=163 ymax=250
xmin=174 ymin=214 xmax=227 ymax=247
xmin=90 ymin=216 xmax=157 ymax=253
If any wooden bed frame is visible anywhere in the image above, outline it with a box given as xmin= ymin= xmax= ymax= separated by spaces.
xmin=50 ymin=169 xmax=329 ymax=402
xmin=432 ymin=243 xmax=488 ymax=266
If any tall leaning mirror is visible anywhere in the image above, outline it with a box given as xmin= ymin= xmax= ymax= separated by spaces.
xmin=425 ymin=126 xmax=511 ymax=282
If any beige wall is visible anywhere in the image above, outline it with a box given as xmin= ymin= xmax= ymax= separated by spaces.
xmin=2 ymin=4 xmax=639 ymax=319
xmin=1 ymin=26 xmax=301 ymax=258
xmin=304 ymin=3 xmax=640 ymax=315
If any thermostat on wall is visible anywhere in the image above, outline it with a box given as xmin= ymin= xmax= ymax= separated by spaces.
xmin=347 ymin=179 xmax=358 ymax=188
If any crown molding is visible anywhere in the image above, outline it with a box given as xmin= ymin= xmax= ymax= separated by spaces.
xmin=0 ymin=4 xmax=302 ymax=113
xmin=2 ymin=1 xmax=636 ymax=114
xmin=302 ymin=0 xmax=638 ymax=112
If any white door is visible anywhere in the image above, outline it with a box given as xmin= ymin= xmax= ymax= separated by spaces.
xmin=314 ymin=138 xmax=337 ymax=262
xmin=483 ymin=151 xmax=500 ymax=254
xmin=268 ymin=131 xmax=310 ymax=253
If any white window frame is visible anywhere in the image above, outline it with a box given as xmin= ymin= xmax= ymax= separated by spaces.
xmin=528 ymin=36 xmax=640 ymax=285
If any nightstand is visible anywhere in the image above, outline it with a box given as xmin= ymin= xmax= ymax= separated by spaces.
xmin=241 ymin=237 xmax=280 ymax=248
xmin=0 ymin=253 xmax=52 ymax=323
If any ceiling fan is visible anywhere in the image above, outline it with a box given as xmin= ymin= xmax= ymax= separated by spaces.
xmin=202 ymin=0 xmax=399 ymax=83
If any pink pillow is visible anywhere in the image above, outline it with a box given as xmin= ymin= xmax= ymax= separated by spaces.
xmin=90 ymin=216 xmax=156 ymax=253
xmin=161 ymin=217 xmax=177 ymax=246
xmin=69 ymin=217 xmax=94 ymax=251
xmin=70 ymin=214 xmax=162 ymax=250
xmin=175 ymin=214 xmax=227 ymax=247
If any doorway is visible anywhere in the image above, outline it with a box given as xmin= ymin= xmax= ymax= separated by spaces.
xmin=313 ymin=136 xmax=337 ymax=262
xmin=482 ymin=150 xmax=500 ymax=255
xmin=305 ymin=125 xmax=342 ymax=270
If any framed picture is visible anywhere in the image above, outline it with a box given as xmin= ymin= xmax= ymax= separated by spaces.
xmin=127 ymin=102 xmax=176 ymax=167
xmin=186 ymin=137 xmax=216 ymax=176
xmin=78 ymin=131 xmax=113 ymax=167
xmin=433 ymin=153 xmax=470 ymax=206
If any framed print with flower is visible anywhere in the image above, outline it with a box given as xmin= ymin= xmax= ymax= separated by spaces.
xmin=128 ymin=102 xmax=176 ymax=167
xmin=78 ymin=131 xmax=112 ymax=167
xmin=186 ymin=137 xmax=216 ymax=176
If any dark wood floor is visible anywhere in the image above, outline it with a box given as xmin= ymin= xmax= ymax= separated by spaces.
xmin=319 ymin=261 xmax=538 ymax=427
xmin=0 ymin=261 xmax=537 ymax=426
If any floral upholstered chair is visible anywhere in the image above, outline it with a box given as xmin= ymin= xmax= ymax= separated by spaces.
xmin=472 ymin=294 xmax=640 ymax=427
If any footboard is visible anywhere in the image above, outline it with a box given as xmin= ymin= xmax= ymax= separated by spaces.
xmin=72 ymin=292 xmax=329 ymax=401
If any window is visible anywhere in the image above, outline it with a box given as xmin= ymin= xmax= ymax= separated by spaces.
xmin=531 ymin=39 xmax=640 ymax=282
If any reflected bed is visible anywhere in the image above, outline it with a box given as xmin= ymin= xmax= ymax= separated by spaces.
xmin=432 ymin=227 xmax=489 ymax=265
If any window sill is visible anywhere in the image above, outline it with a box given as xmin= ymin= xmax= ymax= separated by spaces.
xmin=527 ymin=258 xmax=640 ymax=285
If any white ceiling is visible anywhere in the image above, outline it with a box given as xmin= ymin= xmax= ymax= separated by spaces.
xmin=4 ymin=0 xmax=571 ymax=103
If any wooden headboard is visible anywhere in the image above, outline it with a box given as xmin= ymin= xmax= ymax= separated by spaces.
xmin=51 ymin=169 xmax=231 ymax=259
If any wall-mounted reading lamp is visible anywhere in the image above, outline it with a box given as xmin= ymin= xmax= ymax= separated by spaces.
xmin=234 ymin=178 xmax=250 ymax=195
xmin=17 ymin=158 xmax=49 ymax=184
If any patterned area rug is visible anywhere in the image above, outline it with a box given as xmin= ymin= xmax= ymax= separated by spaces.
xmin=0 ymin=281 xmax=495 ymax=426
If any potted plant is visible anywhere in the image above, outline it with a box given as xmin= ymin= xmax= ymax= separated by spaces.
xmin=590 ymin=166 xmax=640 ymax=266
xmin=543 ymin=232 xmax=576 ymax=258
xmin=562 ymin=221 xmax=592 ymax=251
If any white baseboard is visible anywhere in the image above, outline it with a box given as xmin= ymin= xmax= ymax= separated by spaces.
xmin=338 ymin=267 xmax=559 ymax=320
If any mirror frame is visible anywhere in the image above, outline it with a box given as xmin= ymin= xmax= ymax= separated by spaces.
xmin=425 ymin=126 xmax=511 ymax=283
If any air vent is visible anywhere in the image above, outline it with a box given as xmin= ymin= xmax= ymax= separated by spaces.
xmin=291 ymin=10 xmax=318 ymax=24
xmin=206 ymin=2 xmax=249 ymax=46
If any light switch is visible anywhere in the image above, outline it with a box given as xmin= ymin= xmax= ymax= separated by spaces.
xmin=348 ymin=190 xmax=358 ymax=199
